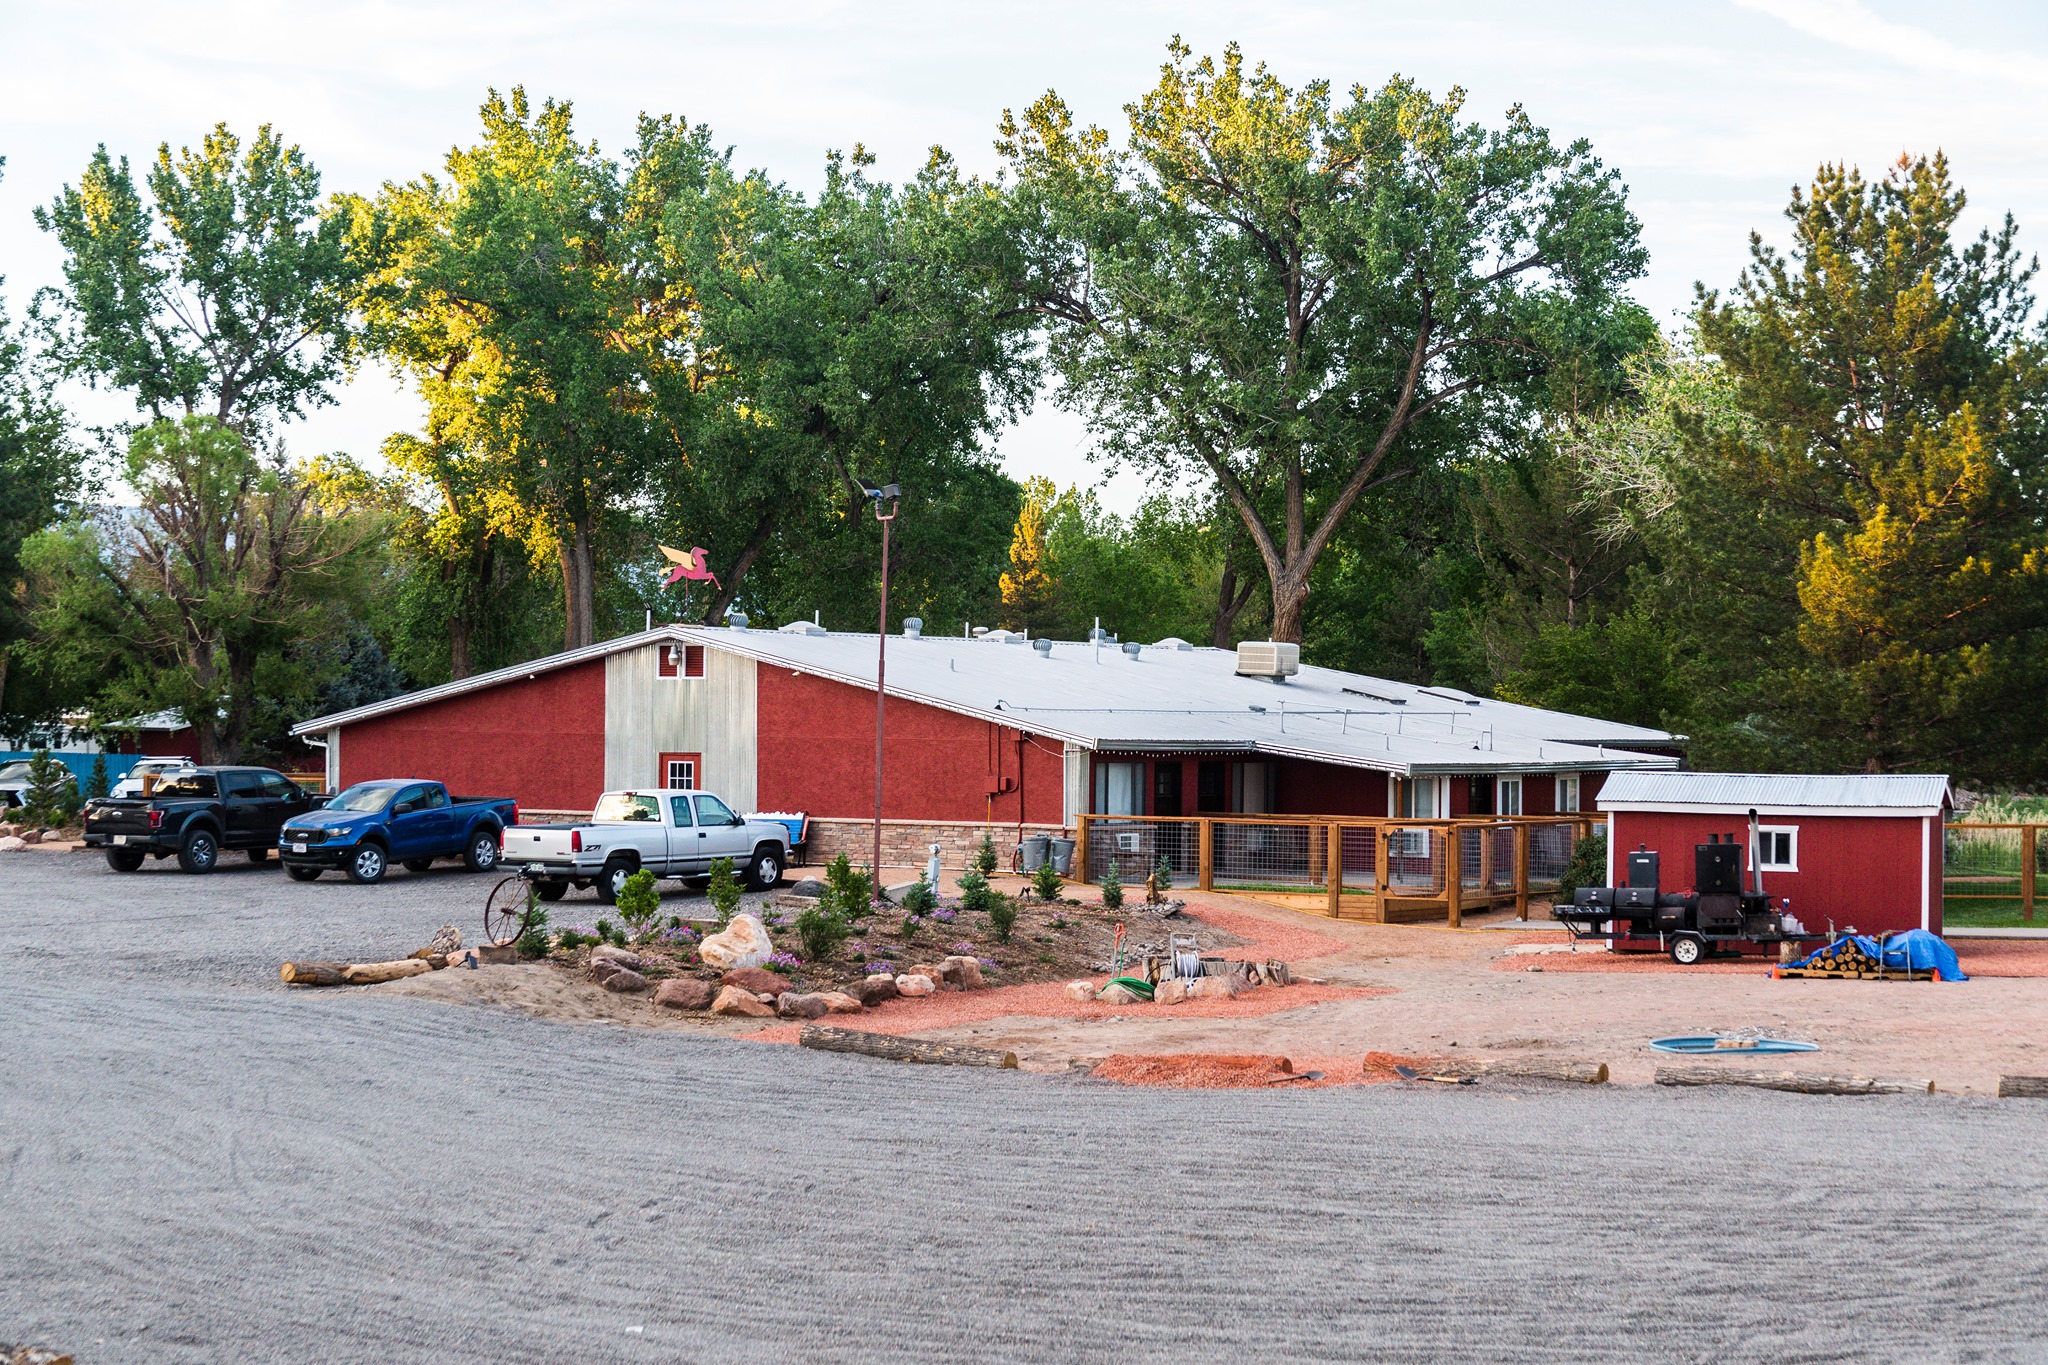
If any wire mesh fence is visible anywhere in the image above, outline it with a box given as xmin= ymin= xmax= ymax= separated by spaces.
xmin=1942 ymin=822 xmax=2039 ymax=925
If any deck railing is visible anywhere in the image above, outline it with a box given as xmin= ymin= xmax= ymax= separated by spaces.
xmin=1074 ymin=813 xmax=1599 ymax=926
xmin=1943 ymin=822 xmax=2046 ymax=927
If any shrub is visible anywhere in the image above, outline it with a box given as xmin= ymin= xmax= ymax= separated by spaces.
xmin=1557 ymin=832 xmax=1608 ymax=904
xmin=957 ymin=867 xmax=998 ymax=915
xmin=988 ymin=895 xmax=1017 ymax=943
xmin=86 ymin=753 xmax=110 ymax=800
xmin=1031 ymin=859 xmax=1063 ymax=902
xmin=555 ymin=929 xmax=585 ymax=950
xmin=1152 ymin=855 xmax=1174 ymax=893
xmin=515 ymin=906 xmax=552 ymax=959
xmin=595 ymin=917 xmax=615 ymax=943
xmin=794 ymin=904 xmax=850 ymax=964
xmin=972 ymin=831 xmax=998 ymax=876
xmin=707 ymin=857 xmax=743 ymax=926
xmin=899 ymin=912 xmax=922 ymax=940
xmin=1099 ymin=860 xmax=1123 ymax=910
xmin=615 ymin=869 xmax=661 ymax=941
xmin=825 ymin=853 xmax=875 ymax=919
xmin=900 ymin=871 xmax=938 ymax=916
xmin=22 ymin=751 xmax=76 ymax=828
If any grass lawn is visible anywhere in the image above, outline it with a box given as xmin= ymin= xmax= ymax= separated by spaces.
xmin=1942 ymin=895 xmax=2045 ymax=929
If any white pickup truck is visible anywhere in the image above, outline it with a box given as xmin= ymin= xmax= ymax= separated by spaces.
xmin=502 ymin=789 xmax=793 ymax=904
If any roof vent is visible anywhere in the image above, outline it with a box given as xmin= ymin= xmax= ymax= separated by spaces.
xmin=1121 ymin=641 xmax=1142 ymax=661
xmin=1089 ymin=626 xmax=1117 ymax=643
xmin=1153 ymin=637 xmax=1195 ymax=651
xmin=972 ymin=626 xmax=990 ymax=637
xmin=1033 ymin=638 xmax=1053 ymax=659
xmin=903 ymin=617 xmax=922 ymax=639
xmin=982 ymin=628 xmax=1015 ymax=643
xmin=779 ymin=620 xmax=826 ymax=635
xmin=725 ymin=610 xmax=749 ymax=631
xmin=1235 ymin=640 xmax=1300 ymax=679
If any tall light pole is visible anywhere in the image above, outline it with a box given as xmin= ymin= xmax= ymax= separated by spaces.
xmin=860 ymin=481 xmax=901 ymax=895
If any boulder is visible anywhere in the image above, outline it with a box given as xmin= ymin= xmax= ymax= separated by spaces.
xmin=653 ymin=978 xmax=717 ymax=1011
xmin=788 ymin=877 xmax=827 ymax=899
xmin=1063 ymin=979 xmax=1098 ymax=1003
xmin=19 ymin=829 xmax=41 ymax=844
xmin=776 ymin=991 xmax=830 ymax=1020
xmin=894 ymin=973 xmax=937 ymax=997
xmin=590 ymin=944 xmax=646 ymax=971
xmin=1154 ymin=977 xmax=1189 ymax=1006
xmin=475 ymin=943 xmax=519 ymax=965
xmin=601 ymin=968 xmax=651 ymax=993
xmin=1096 ymin=981 xmax=1144 ymax=1005
xmin=908 ymin=962 xmax=946 ymax=987
xmin=721 ymin=965 xmax=793 ymax=996
xmin=588 ymin=957 xmax=624 ymax=983
xmin=423 ymin=924 xmax=462 ymax=956
xmin=939 ymin=956 xmax=985 ymax=991
xmin=819 ymin=991 xmax=864 ymax=1014
xmin=1188 ymin=974 xmax=1243 ymax=1001
xmin=850 ymin=974 xmax=899 ymax=1007
xmin=0 ymin=822 xmax=16 ymax=837
xmin=0 ymin=837 xmax=25 ymax=853
xmin=698 ymin=914 xmax=772 ymax=971
xmin=710 ymin=984 xmax=776 ymax=1018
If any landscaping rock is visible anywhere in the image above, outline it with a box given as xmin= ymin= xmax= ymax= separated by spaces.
xmin=721 ymin=965 xmax=793 ymax=996
xmin=851 ymin=974 xmax=899 ymax=1007
xmin=883 ymin=880 xmax=920 ymax=904
xmin=1096 ymin=981 xmax=1144 ymax=1005
xmin=895 ymin=973 xmax=937 ymax=997
xmin=590 ymin=944 xmax=646 ymax=970
xmin=19 ymin=829 xmax=41 ymax=845
xmin=698 ymin=913 xmax=772 ymax=971
xmin=710 ymin=984 xmax=775 ymax=1018
xmin=423 ymin=925 xmax=462 ymax=956
xmin=601 ymin=968 xmax=651 ymax=993
xmin=1063 ymin=979 xmax=1098 ymax=1003
xmin=589 ymin=957 xmax=624 ymax=983
xmin=475 ymin=943 xmax=519 ymax=965
xmin=1188 ymin=974 xmax=1243 ymax=1001
xmin=653 ymin=978 xmax=717 ymax=1011
xmin=0 ymin=822 xmax=16 ymax=837
xmin=1154 ymin=977 xmax=1189 ymax=1006
xmin=908 ymin=961 xmax=946 ymax=986
xmin=776 ymin=991 xmax=830 ymax=1020
xmin=0 ymin=837 xmax=25 ymax=853
xmin=788 ymin=877 xmax=827 ymax=899
xmin=819 ymin=991 xmax=864 ymax=1014
xmin=939 ymin=956 xmax=986 ymax=990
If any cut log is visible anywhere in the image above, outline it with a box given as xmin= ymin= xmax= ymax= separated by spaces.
xmin=341 ymin=959 xmax=434 ymax=985
xmin=798 ymin=1025 xmax=1019 ymax=1069
xmin=1998 ymin=1075 xmax=2048 ymax=1098
xmin=1443 ymin=1058 xmax=1609 ymax=1085
xmin=1655 ymin=1065 xmax=1933 ymax=1095
xmin=280 ymin=960 xmax=351 ymax=986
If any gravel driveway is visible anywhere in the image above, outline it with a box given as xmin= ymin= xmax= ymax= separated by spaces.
xmin=4 ymin=851 xmax=2047 ymax=1362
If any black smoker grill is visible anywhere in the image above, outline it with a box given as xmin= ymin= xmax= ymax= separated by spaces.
xmin=1552 ymin=808 xmax=1819 ymax=965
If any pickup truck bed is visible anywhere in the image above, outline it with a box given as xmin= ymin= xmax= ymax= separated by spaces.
xmin=278 ymin=779 xmax=518 ymax=884
xmin=505 ymin=789 xmax=791 ymax=905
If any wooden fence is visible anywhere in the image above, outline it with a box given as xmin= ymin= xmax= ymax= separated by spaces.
xmin=1074 ymin=813 xmax=1599 ymax=927
xmin=1943 ymin=822 xmax=2046 ymax=924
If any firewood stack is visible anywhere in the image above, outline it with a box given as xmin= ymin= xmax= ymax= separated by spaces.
xmin=1776 ymin=937 xmax=1895 ymax=980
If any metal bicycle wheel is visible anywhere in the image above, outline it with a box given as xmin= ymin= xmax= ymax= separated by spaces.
xmin=483 ymin=874 xmax=538 ymax=947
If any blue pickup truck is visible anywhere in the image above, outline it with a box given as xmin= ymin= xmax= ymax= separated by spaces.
xmin=277 ymin=779 xmax=518 ymax=884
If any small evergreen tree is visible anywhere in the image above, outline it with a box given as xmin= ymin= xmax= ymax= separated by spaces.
xmin=86 ymin=753 xmax=110 ymax=800
xmin=988 ymin=895 xmax=1017 ymax=943
xmin=22 ymin=751 xmax=73 ymax=827
xmin=1099 ymin=859 xmax=1123 ymax=909
xmin=957 ymin=866 xmax=998 ymax=915
xmin=1556 ymin=832 xmax=1608 ymax=904
xmin=706 ymin=857 xmax=743 ymax=926
xmin=1032 ymin=858 xmax=1063 ymax=902
xmin=825 ymin=853 xmax=875 ymax=918
xmin=1152 ymin=854 xmax=1174 ymax=893
xmin=900 ymin=870 xmax=938 ymax=916
xmin=972 ymin=831 xmax=998 ymax=876
xmin=614 ymin=870 xmax=661 ymax=941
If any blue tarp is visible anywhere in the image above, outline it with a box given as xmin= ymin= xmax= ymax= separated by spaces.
xmin=1786 ymin=930 xmax=1967 ymax=981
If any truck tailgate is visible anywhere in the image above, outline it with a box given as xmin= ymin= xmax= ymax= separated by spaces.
xmin=502 ymin=825 xmax=579 ymax=864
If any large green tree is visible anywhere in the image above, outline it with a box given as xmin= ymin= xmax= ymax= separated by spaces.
xmin=1001 ymin=40 xmax=1651 ymax=642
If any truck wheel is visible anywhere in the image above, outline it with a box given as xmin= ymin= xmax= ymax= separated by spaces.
xmin=105 ymin=847 xmax=145 ymax=873
xmin=463 ymin=830 xmax=501 ymax=873
xmin=286 ymin=865 xmax=321 ymax=882
xmin=535 ymin=880 xmax=568 ymax=902
xmin=1670 ymin=934 xmax=1706 ymax=966
xmin=595 ymin=859 xmax=634 ymax=905
xmin=747 ymin=844 xmax=784 ymax=891
xmin=346 ymin=843 xmax=388 ymax=884
xmin=177 ymin=829 xmax=219 ymax=874
xmin=403 ymin=858 xmax=435 ymax=873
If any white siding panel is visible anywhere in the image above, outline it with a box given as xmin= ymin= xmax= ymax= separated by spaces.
xmin=604 ymin=644 xmax=758 ymax=808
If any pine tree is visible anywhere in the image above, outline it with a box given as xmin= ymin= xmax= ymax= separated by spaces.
xmin=86 ymin=753 xmax=110 ymax=799
xmin=999 ymin=477 xmax=1059 ymax=630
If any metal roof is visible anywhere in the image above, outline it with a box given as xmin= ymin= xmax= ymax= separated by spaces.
xmin=294 ymin=625 xmax=1684 ymax=778
xmin=1598 ymin=771 xmax=1952 ymax=813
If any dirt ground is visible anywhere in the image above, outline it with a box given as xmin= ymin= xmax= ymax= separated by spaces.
xmin=379 ymin=864 xmax=2048 ymax=1096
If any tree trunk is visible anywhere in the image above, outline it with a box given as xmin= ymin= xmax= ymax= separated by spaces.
xmin=1269 ymin=573 xmax=1309 ymax=645
xmin=798 ymin=1025 xmax=1019 ymax=1069
xmin=1653 ymin=1065 xmax=1933 ymax=1095
xmin=449 ymin=614 xmax=474 ymax=680
xmin=560 ymin=523 xmax=596 ymax=651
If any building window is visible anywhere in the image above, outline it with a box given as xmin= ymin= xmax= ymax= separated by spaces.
xmin=1497 ymin=777 xmax=1523 ymax=816
xmin=1555 ymin=773 xmax=1581 ymax=813
xmin=1756 ymin=825 xmax=1798 ymax=871
xmin=657 ymin=643 xmax=706 ymax=679
xmin=1394 ymin=776 xmax=1439 ymax=819
xmin=658 ymin=751 xmax=700 ymax=790
xmin=1234 ymin=761 xmax=1275 ymax=814
xmin=1094 ymin=761 xmax=1145 ymax=816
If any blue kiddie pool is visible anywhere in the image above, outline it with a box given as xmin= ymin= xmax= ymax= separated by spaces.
xmin=1650 ymin=1036 xmax=1819 ymax=1055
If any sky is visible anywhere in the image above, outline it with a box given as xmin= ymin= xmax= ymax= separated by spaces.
xmin=3 ymin=0 xmax=2045 ymax=509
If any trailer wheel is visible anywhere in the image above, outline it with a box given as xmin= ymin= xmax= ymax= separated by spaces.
xmin=1670 ymin=934 xmax=1706 ymax=966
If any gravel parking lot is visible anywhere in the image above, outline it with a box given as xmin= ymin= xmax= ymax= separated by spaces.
xmin=5 ymin=851 xmax=2048 ymax=1362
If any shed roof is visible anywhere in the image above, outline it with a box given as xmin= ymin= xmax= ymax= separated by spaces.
xmin=293 ymin=625 xmax=1684 ymax=779
xmin=1598 ymin=771 xmax=1952 ymax=815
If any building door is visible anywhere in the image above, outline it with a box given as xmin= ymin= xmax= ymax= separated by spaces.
xmin=658 ymin=751 xmax=701 ymax=791
xmin=1197 ymin=761 xmax=1227 ymax=813
xmin=1153 ymin=762 xmax=1183 ymax=818
xmin=1467 ymin=776 xmax=1494 ymax=816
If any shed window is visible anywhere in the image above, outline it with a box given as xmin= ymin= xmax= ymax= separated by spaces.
xmin=1555 ymin=773 xmax=1581 ymax=813
xmin=657 ymin=644 xmax=706 ymax=679
xmin=1756 ymin=825 xmax=1798 ymax=871
xmin=1497 ymin=777 xmax=1522 ymax=816
xmin=1094 ymin=761 xmax=1144 ymax=816
xmin=659 ymin=751 xmax=700 ymax=790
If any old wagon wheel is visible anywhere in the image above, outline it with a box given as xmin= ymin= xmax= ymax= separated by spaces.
xmin=483 ymin=874 xmax=538 ymax=947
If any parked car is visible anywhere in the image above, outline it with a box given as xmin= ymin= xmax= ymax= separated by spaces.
xmin=278 ymin=780 xmax=518 ymax=884
xmin=503 ymin=789 xmax=791 ymax=903
xmin=0 ymin=758 xmax=78 ymax=811
xmin=83 ymin=766 xmax=313 ymax=873
xmin=111 ymin=756 xmax=199 ymax=799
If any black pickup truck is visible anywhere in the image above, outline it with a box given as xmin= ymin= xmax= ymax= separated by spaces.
xmin=83 ymin=766 xmax=315 ymax=873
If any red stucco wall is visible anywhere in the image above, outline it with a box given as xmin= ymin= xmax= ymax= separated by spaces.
xmin=756 ymin=669 xmax=1065 ymax=825
xmin=336 ymin=659 xmax=608 ymax=813
xmin=1280 ymin=759 xmax=1389 ymax=816
xmin=1608 ymin=810 xmax=1939 ymax=936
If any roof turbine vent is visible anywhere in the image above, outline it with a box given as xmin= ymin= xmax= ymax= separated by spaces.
xmin=1033 ymin=638 xmax=1053 ymax=659
xmin=1235 ymin=640 xmax=1300 ymax=679
xmin=902 ymin=617 xmax=923 ymax=639
xmin=1121 ymin=641 xmax=1142 ymax=661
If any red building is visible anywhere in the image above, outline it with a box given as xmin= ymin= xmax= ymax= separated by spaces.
xmin=1597 ymin=772 xmax=1952 ymax=937
xmin=292 ymin=624 xmax=1682 ymax=867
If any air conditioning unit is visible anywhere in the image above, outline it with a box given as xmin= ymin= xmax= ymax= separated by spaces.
xmin=1235 ymin=640 xmax=1300 ymax=678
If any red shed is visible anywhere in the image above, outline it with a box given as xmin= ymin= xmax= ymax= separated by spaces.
xmin=1597 ymin=772 xmax=1952 ymax=938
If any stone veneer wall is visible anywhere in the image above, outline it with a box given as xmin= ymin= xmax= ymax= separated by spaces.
xmin=802 ymin=817 xmax=1069 ymax=872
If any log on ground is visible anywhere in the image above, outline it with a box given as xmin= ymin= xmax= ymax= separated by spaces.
xmin=799 ymin=1025 xmax=1019 ymax=1069
xmin=1654 ymin=1065 xmax=1933 ymax=1095
xmin=1445 ymin=1058 xmax=1609 ymax=1085
xmin=280 ymin=961 xmax=351 ymax=986
xmin=1998 ymin=1075 xmax=2048 ymax=1098
xmin=341 ymin=959 xmax=434 ymax=985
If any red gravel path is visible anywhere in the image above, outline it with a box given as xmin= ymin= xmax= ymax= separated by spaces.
xmin=1090 ymin=1049 xmax=1438 ymax=1089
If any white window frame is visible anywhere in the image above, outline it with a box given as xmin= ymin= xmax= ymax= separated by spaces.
xmin=664 ymin=758 xmax=697 ymax=790
xmin=1496 ymin=776 xmax=1523 ymax=817
xmin=1555 ymin=773 xmax=1581 ymax=813
xmin=1755 ymin=824 xmax=1799 ymax=872
xmin=1094 ymin=761 xmax=1145 ymax=816
xmin=1390 ymin=775 xmax=1444 ymax=820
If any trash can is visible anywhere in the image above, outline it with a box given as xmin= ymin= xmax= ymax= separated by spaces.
xmin=1048 ymin=837 xmax=1076 ymax=876
xmin=1018 ymin=834 xmax=1050 ymax=872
